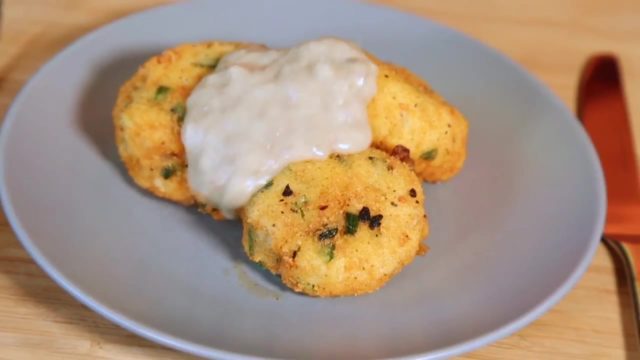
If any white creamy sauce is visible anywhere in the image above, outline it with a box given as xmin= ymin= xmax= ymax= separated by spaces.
xmin=182 ymin=38 xmax=378 ymax=217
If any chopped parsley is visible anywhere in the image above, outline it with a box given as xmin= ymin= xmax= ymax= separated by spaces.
xmin=261 ymin=179 xmax=274 ymax=191
xmin=345 ymin=212 xmax=359 ymax=235
xmin=247 ymin=227 xmax=256 ymax=256
xmin=154 ymin=85 xmax=171 ymax=101
xmin=291 ymin=195 xmax=308 ymax=219
xmin=193 ymin=58 xmax=220 ymax=70
xmin=161 ymin=164 xmax=177 ymax=179
xmin=170 ymin=103 xmax=186 ymax=123
xmin=323 ymin=243 xmax=336 ymax=262
xmin=318 ymin=227 xmax=338 ymax=241
xmin=420 ymin=148 xmax=438 ymax=161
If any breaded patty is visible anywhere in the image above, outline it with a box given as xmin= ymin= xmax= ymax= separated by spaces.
xmin=113 ymin=41 xmax=467 ymax=216
xmin=240 ymin=149 xmax=429 ymax=297
xmin=369 ymin=64 xmax=469 ymax=182
xmin=113 ymin=42 xmax=251 ymax=218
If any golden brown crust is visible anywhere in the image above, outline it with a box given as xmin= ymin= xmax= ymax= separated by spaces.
xmin=368 ymin=59 xmax=469 ymax=182
xmin=113 ymin=41 xmax=468 ymax=218
xmin=113 ymin=42 xmax=251 ymax=217
xmin=240 ymin=149 xmax=429 ymax=297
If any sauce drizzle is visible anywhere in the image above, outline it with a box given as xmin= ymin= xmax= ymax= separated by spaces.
xmin=182 ymin=38 xmax=378 ymax=217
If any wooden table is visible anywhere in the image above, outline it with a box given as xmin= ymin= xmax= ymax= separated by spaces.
xmin=1 ymin=1 xmax=639 ymax=358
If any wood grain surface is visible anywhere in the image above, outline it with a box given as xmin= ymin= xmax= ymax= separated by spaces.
xmin=1 ymin=0 xmax=639 ymax=358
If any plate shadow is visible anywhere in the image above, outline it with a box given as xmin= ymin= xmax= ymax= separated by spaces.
xmin=75 ymin=50 xmax=291 ymax=293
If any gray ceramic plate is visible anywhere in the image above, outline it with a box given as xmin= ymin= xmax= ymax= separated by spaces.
xmin=0 ymin=0 xmax=606 ymax=359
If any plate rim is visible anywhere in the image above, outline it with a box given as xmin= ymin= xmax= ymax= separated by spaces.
xmin=0 ymin=0 xmax=607 ymax=359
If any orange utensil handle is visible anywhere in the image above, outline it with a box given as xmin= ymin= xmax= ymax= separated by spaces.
xmin=578 ymin=55 xmax=640 ymax=236
xmin=578 ymin=54 xmax=640 ymax=340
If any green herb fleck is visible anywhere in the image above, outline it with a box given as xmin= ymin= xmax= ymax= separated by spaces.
xmin=291 ymin=195 xmax=308 ymax=219
xmin=318 ymin=227 xmax=338 ymax=241
xmin=161 ymin=164 xmax=177 ymax=179
xmin=170 ymin=103 xmax=186 ymax=123
xmin=345 ymin=212 xmax=359 ymax=235
xmin=261 ymin=179 xmax=274 ymax=191
xmin=297 ymin=195 xmax=308 ymax=206
xmin=420 ymin=148 xmax=438 ymax=161
xmin=323 ymin=243 xmax=336 ymax=263
xmin=247 ymin=227 xmax=256 ymax=256
xmin=154 ymin=85 xmax=171 ymax=101
xmin=193 ymin=58 xmax=220 ymax=70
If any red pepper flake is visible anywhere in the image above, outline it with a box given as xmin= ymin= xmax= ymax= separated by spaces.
xmin=409 ymin=188 xmax=417 ymax=198
xmin=319 ymin=205 xmax=328 ymax=210
xmin=282 ymin=184 xmax=293 ymax=197
xmin=369 ymin=214 xmax=383 ymax=229
xmin=358 ymin=207 xmax=371 ymax=222
xmin=390 ymin=144 xmax=414 ymax=167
